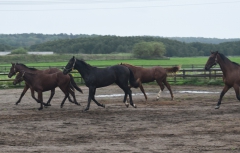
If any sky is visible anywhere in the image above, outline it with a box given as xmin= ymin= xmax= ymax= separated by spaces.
xmin=0 ymin=0 xmax=240 ymax=39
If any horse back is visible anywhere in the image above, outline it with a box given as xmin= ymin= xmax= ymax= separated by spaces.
xmin=33 ymin=72 xmax=70 ymax=91
xmin=125 ymin=65 xmax=166 ymax=83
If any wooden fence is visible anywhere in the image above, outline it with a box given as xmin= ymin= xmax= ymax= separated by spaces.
xmin=0 ymin=66 xmax=223 ymax=88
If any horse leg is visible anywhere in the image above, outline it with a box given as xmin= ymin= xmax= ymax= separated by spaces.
xmin=215 ymin=85 xmax=231 ymax=109
xmin=115 ymin=82 xmax=130 ymax=107
xmin=233 ymin=84 xmax=240 ymax=101
xmin=139 ymin=83 xmax=148 ymax=101
xmin=91 ymin=88 xmax=105 ymax=108
xmin=156 ymin=80 xmax=165 ymax=100
xmin=127 ymin=89 xmax=137 ymax=108
xmin=37 ymin=92 xmax=44 ymax=110
xmin=16 ymin=84 xmax=29 ymax=105
xmin=84 ymin=87 xmax=94 ymax=111
xmin=46 ymin=89 xmax=55 ymax=106
xmin=123 ymin=91 xmax=129 ymax=107
xmin=30 ymin=89 xmax=47 ymax=106
xmin=163 ymin=78 xmax=174 ymax=100
xmin=60 ymin=92 xmax=69 ymax=108
xmin=67 ymin=88 xmax=74 ymax=103
xmin=68 ymin=88 xmax=80 ymax=106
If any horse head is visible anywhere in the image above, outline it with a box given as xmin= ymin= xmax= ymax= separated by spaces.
xmin=13 ymin=71 xmax=25 ymax=85
xmin=63 ymin=56 xmax=76 ymax=75
xmin=205 ymin=51 xmax=218 ymax=70
xmin=8 ymin=62 xmax=18 ymax=78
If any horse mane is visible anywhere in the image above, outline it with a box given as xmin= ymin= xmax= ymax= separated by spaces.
xmin=17 ymin=63 xmax=38 ymax=71
xmin=218 ymin=53 xmax=239 ymax=66
xmin=120 ymin=63 xmax=132 ymax=66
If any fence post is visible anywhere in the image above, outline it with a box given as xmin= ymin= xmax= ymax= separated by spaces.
xmin=214 ymin=70 xmax=216 ymax=80
xmin=183 ymin=70 xmax=185 ymax=79
xmin=209 ymin=70 xmax=212 ymax=80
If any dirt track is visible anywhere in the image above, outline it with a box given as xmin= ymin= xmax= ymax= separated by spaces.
xmin=0 ymin=84 xmax=240 ymax=153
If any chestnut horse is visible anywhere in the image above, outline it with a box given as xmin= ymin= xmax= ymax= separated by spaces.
xmin=120 ymin=63 xmax=180 ymax=101
xmin=8 ymin=63 xmax=82 ymax=106
xmin=205 ymin=51 xmax=240 ymax=109
xmin=14 ymin=71 xmax=81 ymax=110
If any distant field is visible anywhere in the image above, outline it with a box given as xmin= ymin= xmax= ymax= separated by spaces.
xmin=10 ymin=56 xmax=240 ymax=67
xmin=1 ymin=55 xmax=240 ymax=68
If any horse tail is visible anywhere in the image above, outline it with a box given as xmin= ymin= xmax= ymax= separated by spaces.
xmin=68 ymin=74 xmax=83 ymax=93
xmin=128 ymin=68 xmax=140 ymax=88
xmin=164 ymin=65 xmax=181 ymax=73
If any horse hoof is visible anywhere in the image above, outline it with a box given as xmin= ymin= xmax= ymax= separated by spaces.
xmin=215 ymin=105 xmax=220 ymax=109
xmin=75 ymin=102 xmax=80 ymax=106
xmin=125 ymin=103 xmax=129 ymax=108
xmin=133 ymin=104 xmax=137 ymax=108
xmin=103 ymin=104 xmax=105 ymax=108
xmin=38 ymin=107 xmax=43 ymax=110
xmin=82 ymin=109 xmax=89 ymax=112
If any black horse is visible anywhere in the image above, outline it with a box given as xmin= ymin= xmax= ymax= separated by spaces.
xmin=63 ymin=56 xmax=139 ymax=111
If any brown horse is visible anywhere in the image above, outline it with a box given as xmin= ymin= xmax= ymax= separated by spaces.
xmin=8 ymin=63 xmax=81 ymax=106
xmin=120 ymin=63 xmax=180 ymax=101
xmin=205 ymin=51 xmax=240 ymax=109
xmin=14 ymin=71 xmax=81 ymax=110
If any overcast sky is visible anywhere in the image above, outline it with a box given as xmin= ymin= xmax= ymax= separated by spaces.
xmin=0 ymin=0 xmax=240 ymax=38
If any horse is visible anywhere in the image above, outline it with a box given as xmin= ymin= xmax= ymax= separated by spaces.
xmin=205 ymin=51 xmax=240 ymax=109
xmin=14 ymin=70 xmax=81 ymax=110
xmin=8 ymin=63 xmax=82 ymax=106
xmin=63 ymin=56 xmax=140 ymax=111
xmin=120 ymin=63 xmax=180 ymax=101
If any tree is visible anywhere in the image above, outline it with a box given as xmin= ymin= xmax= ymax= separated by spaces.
xmin=132 ymin=41 xmax=166 ymax=59
xmin=10 ymin=47 xmax=28 ymax=54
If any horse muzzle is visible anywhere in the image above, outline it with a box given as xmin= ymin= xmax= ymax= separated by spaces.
xmin=62 ymin=69 xmax=70 ymax=75
xmin=205 ymin=66 xmax=210 ymax=71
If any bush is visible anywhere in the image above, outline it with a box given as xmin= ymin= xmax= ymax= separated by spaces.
xmin=10 ymin=47 xmax=28 ymax=54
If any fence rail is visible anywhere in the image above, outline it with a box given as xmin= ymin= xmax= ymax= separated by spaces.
xmin=0 ymin=67 xmax=223 ymax=88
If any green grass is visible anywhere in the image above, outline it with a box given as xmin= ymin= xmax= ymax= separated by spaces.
xmin=18 ymin=56 xmax=240 ymax=67
xmin=1 ymin=54 xmax=240 ymax=67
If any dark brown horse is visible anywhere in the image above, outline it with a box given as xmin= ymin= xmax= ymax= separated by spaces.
xmin=63 ymin=56 xmax=140 ymax=111
xmin=8 ymin=63 xmax=81 ymax=106
xmin=205 ymin=51 xmax=240 ymax=109
xmin=120 ymin=63 xmax=180 ymax=101
xmin=14 ymin=71 xmax=81 ymax=110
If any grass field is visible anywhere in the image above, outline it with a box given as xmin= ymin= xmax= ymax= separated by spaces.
xmin=1 ymin=53 xmax=240 ymax=67
xmin=10 ymin=56 xmax=240 ymax=67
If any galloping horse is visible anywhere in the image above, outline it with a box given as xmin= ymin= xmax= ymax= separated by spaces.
xmin=8 ymin=63 xmax=82 ymax=106
xmin=205 ymin=51 xmax=240 ymax=109
xmin=14 ymin=71 xmax=81 ymax=110
xmin=63 ymin=56 xmax=139 ymax=111
xmin=120 ymin=63 xmax=180 ymax=101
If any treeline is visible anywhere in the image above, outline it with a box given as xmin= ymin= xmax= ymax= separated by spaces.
xmin=0 ymin=33 xmax=97 ymax=48
xmin=168 ymin=37 xmax=240 ymax=44
xmin=1 ymin=34 xmax=240 ymax=57
xmin=29 ymin=36 xmax=240 ymax=57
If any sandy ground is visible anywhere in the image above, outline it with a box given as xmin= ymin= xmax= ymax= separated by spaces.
xmin=0 ymin=84 xmax=240 ymax=153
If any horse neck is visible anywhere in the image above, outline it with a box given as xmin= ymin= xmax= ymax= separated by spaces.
xmin=15 ymin=64 xmax=35 ymax=73
xmin=75 ymin=60 xmax=92 ymax=78
xmin=217 ymin=54 xmax=234 ymax=76
xmin=22 ymin=72 xmax=35 ymax=85
xmin=125 ymin=64 xmax=139 ymax=73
